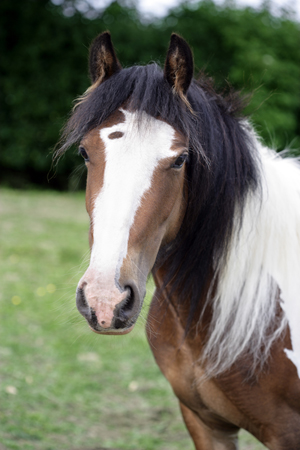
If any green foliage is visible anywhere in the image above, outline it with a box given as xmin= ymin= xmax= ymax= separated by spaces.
xmin=0 ymin=0 xmax=299 ymax=189
xmin=162 ymin=1 xmax=300 ymax=150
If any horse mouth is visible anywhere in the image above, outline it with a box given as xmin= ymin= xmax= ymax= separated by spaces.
xmin=89 ymin=324 xmax=135 ymax=335
xmin=83 ymin=304 xmax=138 ymax=335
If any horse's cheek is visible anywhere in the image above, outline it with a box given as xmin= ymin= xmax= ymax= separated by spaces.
xmin=88 ymin=225 xmax=93 ymax=250
xmin=162 ymin=172 xmax=187 ymax=244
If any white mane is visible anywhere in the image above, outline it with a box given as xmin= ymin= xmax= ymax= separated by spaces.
xmin=203 ymin=129 xmax=300 ymax=378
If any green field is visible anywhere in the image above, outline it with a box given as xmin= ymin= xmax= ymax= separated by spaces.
xmin=0 ymin=189 xmax=265 ymax=450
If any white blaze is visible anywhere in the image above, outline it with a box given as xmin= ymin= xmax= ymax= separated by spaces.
xmin=90 ymin=109 xmax=176 ymax=287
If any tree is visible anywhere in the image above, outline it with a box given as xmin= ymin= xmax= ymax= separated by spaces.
xmin=0 ymin=0 xmax=299 ymax=189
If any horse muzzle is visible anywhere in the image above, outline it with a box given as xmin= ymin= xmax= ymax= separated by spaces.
xmin=76 ymin=274 xmax=142 ymax=334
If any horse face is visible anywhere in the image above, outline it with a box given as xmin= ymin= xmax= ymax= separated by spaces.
xmin=76 ymin=108 xmax=188 ymax=334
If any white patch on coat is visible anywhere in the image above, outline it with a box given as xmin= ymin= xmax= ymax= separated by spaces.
xmin=203 ymin=130 xmax=300 ymax=378
xmin=90 ymin=109 xmax=177 ymax=287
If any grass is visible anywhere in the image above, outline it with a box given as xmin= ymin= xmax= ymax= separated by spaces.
xmin=0 ymin=188 xmax=265 ymax=450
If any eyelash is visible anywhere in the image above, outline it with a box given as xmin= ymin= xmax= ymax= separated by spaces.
xmin=79 ymin=146 xmax=89 ymax=162
xmin=172 ymin=153 xmax=188 ymax=169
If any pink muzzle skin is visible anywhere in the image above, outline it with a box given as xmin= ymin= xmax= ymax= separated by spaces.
xmin=76 ymin=267 xmax=140 ymax=333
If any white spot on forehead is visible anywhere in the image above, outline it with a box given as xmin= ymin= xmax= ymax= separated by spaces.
xmin=90 ymin=109 xmax=177 ymax=286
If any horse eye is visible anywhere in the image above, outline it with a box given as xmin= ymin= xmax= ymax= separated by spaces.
xmin=172 ymin=154 xmax=188 ymax=169
xmin=79 ymin=147 xmax=89 ymax=162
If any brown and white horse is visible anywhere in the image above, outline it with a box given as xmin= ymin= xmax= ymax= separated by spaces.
xmin=57 ymin=32 xmax=300 ymax=449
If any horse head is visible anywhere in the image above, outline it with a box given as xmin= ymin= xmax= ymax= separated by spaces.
xmin=75 ymin=32 xmax=193 ymax=334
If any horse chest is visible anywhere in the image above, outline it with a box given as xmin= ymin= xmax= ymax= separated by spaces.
xmin=147 ymin=294 xmax=300 ymax=447
xmin=147 ymin=294 xmax=243 ymax=429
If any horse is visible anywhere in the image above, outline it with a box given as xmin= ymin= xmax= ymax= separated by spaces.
xmin=56 ymin=32 xmax=300 ymax=449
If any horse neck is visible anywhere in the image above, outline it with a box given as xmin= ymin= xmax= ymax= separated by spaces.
xmin=153 ymin=264 xmax=214 ymax=336
xmin=153 ymin=141 xmax=300 ymax=378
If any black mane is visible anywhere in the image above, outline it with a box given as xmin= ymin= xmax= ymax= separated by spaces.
xmin=57 ymin=63 xmax=259 ymax=322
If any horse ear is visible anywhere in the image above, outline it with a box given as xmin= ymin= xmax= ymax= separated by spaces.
xmin=89 ymin=31 xmax=122 ymax=85
xmin=164 ymin=34 xmax=193 ymax=96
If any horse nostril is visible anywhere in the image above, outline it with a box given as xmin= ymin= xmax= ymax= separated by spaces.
xmin=76 ymin=287 xmax=91 ymax=318
xmin=119 ymin=286 xmax=135 ymax=317
xmin=114 ymin=286 xmax=136 ymax=329
xmin=76 ymin=287 xmax=100 ymax=328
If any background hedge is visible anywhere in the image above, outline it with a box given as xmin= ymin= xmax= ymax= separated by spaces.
xmin=1 ymin=0 xmax=299 ymax=189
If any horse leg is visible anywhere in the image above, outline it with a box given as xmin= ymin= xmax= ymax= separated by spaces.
xmin=180 ymin=402 xmax=239 ymax=450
